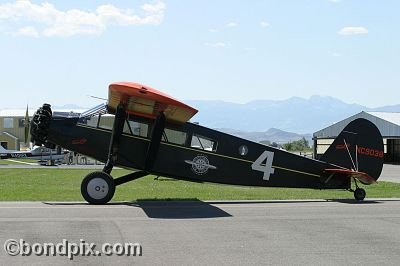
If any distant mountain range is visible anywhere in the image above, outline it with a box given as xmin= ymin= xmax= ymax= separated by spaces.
xmin=216 ymin=128 xmax=312 ymax=145
xmin=187 ymin=96 xmax=400 ymax=135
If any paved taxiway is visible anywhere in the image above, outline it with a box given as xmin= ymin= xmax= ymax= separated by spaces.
xmin=379 ymin=164 xmax=400 ymax=183
xmin=1 ymin=200 xmax=400 ymax=266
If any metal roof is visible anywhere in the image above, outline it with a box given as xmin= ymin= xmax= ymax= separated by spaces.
xmin=313 ymin=111 xmax=400 ymax=138
xmin=366 ymin=111 xmax=400 ymax=126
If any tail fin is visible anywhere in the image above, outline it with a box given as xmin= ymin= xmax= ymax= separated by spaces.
xmin=321 ymin=118 xmax=384 ymax=182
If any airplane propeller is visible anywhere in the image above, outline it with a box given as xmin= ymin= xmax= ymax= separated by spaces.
xmin=30 ymin=103 xmax=53 ymax=147
xmin=24 ymin=105 xmax=30 ymax=145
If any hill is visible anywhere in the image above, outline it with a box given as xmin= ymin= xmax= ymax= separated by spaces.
xmin=187 ymin=95 xmax=400 ymax=134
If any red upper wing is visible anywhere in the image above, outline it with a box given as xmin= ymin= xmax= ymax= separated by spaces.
xmin=108 ymin=82 xmax=198 ymax=123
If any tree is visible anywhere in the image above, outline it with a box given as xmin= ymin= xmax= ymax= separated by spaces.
xmin=260 ymin=140 xmax=271 ymax=146
xmin=282 ymin=137 xmax=310 ymax=151
xmin=271 ymin=142 xmax=279 ymax=148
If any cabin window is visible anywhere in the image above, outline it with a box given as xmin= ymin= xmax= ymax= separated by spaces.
xmin=123 ymin=120 xmax=149 ymax=138
xmin=98 ymin=115 xmax=114 ymax=130
xmin=191 ymin=134 xmax=217 ymax=152
xmin=162 ymin=128 xmax=187 ymax=146
xmin=78 ymin=115 xmax=100 ymax=128
xmin=87 ymin=115 xmax=100 ymax=128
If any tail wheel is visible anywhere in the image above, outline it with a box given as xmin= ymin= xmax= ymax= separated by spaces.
xmin=81 ymin=171 xmax=115 ymax=204
xmin=354 ymin=188 xmax=366 ymax=201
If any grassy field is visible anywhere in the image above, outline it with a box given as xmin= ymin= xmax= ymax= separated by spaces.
xmin=1 ymin=168 xmax=399 ymax=201
xmin=0 ymin=158 xmax=38 ymax=165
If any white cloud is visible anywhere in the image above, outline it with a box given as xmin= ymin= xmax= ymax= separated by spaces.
xmin=142 ymin=2 xmax=165 ymax=14
xmin=226 ymin=22 xmax=237 ymax=28
xmin=15 ymin=25 xmax=39 ymax=37
xmin=338 ymin=26 xmax=368 ymax=35
xmin=205 ymin=42 xmax=227 ymax=48
xmin=0 ymin=0 xmax=166 ymax=37
xmin=329 ymin=0 xmax=342 ymax=3
xmin=260 ymin=21 xmax=269 ymax=28
xmin=209 ymin=28 xmax=218 ymax=33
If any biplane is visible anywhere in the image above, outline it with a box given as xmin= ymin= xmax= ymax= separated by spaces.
xmin=30 ymin=82 xmax=384 ymax=204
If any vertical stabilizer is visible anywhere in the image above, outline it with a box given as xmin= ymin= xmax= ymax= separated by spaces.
xmin=321 ymin=118 xmax=384 ymax=181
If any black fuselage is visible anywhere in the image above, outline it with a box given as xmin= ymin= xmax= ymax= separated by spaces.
xmin=46 ymin=114 xmax=349 ymax=190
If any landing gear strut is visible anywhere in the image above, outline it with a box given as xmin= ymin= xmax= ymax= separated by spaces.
xmin=81 ymin=104 xmax=125 ymax=204
xmin=80 ymin=104 xmax=166 ymax=204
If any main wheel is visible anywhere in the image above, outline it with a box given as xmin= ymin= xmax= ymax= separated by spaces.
xmin=354 ymin=188 xmax=366 ymax=201
xmin=81 ymin=171 xmax=115 ymax=204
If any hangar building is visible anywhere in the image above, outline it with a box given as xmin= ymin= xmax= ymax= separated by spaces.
xmin=0 ymin=109 xmax=33 ymax=150
xmin=313 ymin=111 xmax=400 ymax=163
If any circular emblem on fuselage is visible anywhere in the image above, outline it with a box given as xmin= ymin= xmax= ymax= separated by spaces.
xmin=184 ymin=155 xmax=217 ymax=175
xmin=191 ymin=155 xmax=211 ymax=175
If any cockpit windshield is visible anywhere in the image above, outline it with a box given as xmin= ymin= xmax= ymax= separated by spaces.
xmin=78 ymin=103 xmax=108 ymax=126
xmin=79 ymin=103 xmax=108 ymax=118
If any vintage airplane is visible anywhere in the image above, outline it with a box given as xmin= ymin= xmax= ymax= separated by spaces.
xmin=30 ymin=82 xmax=384 ymax=204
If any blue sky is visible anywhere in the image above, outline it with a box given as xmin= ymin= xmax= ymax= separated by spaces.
xmin=0 ymin=0 xmax=399 ymax=109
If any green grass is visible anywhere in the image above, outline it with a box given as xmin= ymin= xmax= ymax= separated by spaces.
xmin=10 ymin=158 xmax=39 ymax=163
xmin=0 ymin=168 xmax=399 ymax=201
xmin=0 ymin=158 xmax=38 ymax=164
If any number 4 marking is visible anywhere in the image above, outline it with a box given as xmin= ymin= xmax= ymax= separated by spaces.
xmin=252 ymin=151 xmax=275 ymax=181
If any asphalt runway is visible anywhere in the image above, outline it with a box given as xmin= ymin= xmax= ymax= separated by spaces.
xmin=1 ymin=200 xmax=400 ymax=266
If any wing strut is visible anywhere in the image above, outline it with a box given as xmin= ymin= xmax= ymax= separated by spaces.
xmin=144 ymin=112 xmax=166 ymax=171
xmin=103 ymin=103 xmax=127 ymax=174
xmin=112 ymin=112 xmax=165 ymax=186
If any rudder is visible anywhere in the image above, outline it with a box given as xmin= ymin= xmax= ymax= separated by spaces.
xmin=320 ymin=118 xmax=384 ymax=182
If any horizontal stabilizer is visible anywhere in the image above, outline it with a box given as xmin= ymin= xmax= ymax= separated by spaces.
xmin=325 ymin=168 xmax=376 ymax=185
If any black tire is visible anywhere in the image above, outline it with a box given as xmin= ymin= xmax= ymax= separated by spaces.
xmin=81 ymin=171 xmax=115 ymax=204
xmin=354 ymin=188 xmax=366 ymax=201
